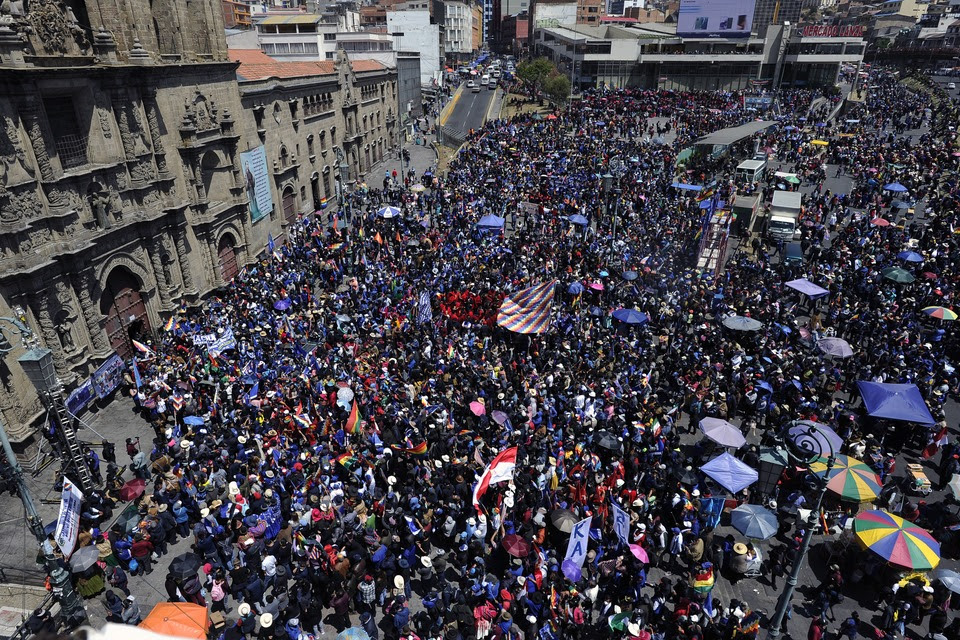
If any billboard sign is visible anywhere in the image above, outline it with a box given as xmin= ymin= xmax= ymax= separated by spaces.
xmin=240 ymin=145 xmax=273 ymax=223
xmin=677 ymin=0 xmax=756 ymax=38
xmin=800 ymin=25 xmax=865 ymax=38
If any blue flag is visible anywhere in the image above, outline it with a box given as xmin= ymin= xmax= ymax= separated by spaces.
xmin=267 ymin=233 xmax=275 ymax=253
xmin=131 ymin=357 xmax=143 ymax=389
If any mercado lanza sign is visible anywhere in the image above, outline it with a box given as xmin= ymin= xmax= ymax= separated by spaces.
xmin=800 ymin=24 xmax=865 ymax=38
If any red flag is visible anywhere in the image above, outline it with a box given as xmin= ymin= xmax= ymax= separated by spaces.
xmin=375 ymin=232 xmax=383 ymax=245
xmin=922 ymin=425 xmax=949 ymax=459
xmin=472 ymin=446 xmax=517 ymax=512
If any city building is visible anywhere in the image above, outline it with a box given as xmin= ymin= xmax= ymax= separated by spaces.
xmin=0 ymin=0 xmax=240 ymax=439
xmin=534 ymin=21 xmax=864 ymax=91
xmin=447 ymin=0 xmax=478 ymax=60
xmin=753 ymin=0 xmax=803 ymax=34
xmin=387 ymin=10 xmax=445 ymax=84
xmin=0 ymin=0 xmax=404 ymax=443
xmin=223 ymin=0 xmax=254 ymax=28
xmin=577 ymin=0 xmax=606 ymax=24
xmin=230 ymin=48 xmax=397 ymax=218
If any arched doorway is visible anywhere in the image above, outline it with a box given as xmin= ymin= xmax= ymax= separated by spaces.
xmin=99 ymin=267 xmax=150 ymax=360
xmin=281 ymin=185 xmax=297 ymax=226
xmin=218 ymin=233 xmax=239 ymax=283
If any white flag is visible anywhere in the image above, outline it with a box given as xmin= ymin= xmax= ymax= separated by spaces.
xmin=55 ymin=480 xmax=84 ymax=558
xmin=564 ymin=515 xmax=592 ymax=568
xmin=611 ymin=501 xmax=630 ymax=547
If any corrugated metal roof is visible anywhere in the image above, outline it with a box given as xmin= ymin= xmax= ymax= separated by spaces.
xmin=259 ymin=15 xmax=323 ymax=25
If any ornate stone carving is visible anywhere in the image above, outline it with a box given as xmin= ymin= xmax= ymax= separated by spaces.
xmin=130 ymin=158 xmax=155 ymax=184
xmin=27 ymin=0 xmax=89 ymax=56
xmin=20 ymin=98 xmax=54 ymax=182
xmin=72 ymin=270 xmax=108 ymax=353
xmin=30 ymin=294 xmax=68 ymax=375
xmin=183 ymin=90 xmax=219 ymax=132
xmin=143 ymin=94 xmax=168 ymax=174
xmin=148 ymin=239 xmax=171 ymax=306
xmin=54 ymin=279 xmax=72 ymax=307
xmin=89 ymin=184 xmax=112 ymax=228
xmin=55 ymin=314 xmax=75 ymax=350
xmin=0 ymin=186 xmax=42 ymax=224
xmin=112 ymin=92 xmax=136 ymax=159
xmin=98 ymin=107 xmax=112 ymax=139
xmin=175 ymin=226 xmax=194 ymax=291
xmin=0 ymin=113 xmax=33 ymax=186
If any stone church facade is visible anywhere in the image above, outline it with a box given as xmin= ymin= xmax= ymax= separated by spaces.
xmin=0 ymin=0 xmax=398 ymax=440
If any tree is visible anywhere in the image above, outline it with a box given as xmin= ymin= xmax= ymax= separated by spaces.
xmin=544 ymin=73 xmax=571 ymax=104
xmin=516 ymin=57 xmax=555 ymax=92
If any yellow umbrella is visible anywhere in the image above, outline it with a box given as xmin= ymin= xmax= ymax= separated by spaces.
xmin=810 ymin=140 xmax=829 ymax=146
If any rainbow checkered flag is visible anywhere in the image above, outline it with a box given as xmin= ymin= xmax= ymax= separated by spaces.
xmin=345 ymin=400 xmax=361 ymax=435
xmin=416 ymin=290 xmax=433 ymax=324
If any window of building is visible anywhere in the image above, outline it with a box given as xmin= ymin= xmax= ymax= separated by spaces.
xmin=326 ymin=52 xmax=335 ymax=59
xmin=324 ymin=33 xmax=337 ymax=40
xmin=43 ymin=95 xmax=87 ymax=169
xmin=307 ymin=134 xmax=315 ymax=156
xmin=280 ymin=145 xmax=290 ymax=168
xmin=262 ymin=43 xmax=275 ymax=54
xmin=304 ymin=42 xmax=318 ymax=54
xmin=274 ymin=42 xmax=290 ymax=54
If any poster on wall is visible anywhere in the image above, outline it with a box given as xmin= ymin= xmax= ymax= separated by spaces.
xmin=91 ymin=353 xmax=125 ymax=399
xmin=240 ymin=145 xmax=274 ymax=223
xmin=677 ymin=0 xmax=756 ymax=38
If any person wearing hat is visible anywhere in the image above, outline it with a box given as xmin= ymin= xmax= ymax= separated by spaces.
xmin=360 ymin=610 xmax=379 ymax=640
xmin=121 ymin=595 xmax=142 ymax=625
xmin=417 ymin=554 xmax=436 ymax=594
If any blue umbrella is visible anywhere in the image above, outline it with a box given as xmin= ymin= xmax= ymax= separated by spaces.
xmin=184 ymin=416 xmax=204 ymax=426
xmin=568 ymin=214 xmax=589 ymax=226
xmin=610 ymin=308 xmax=648 ymax=325
xmin=884 ymin=182 xmax=908 ymax=193
xmin=731 ymin=504 xmax=779 ymax=540
xmin=622 ymin=270 xmax=638 ymax=281
xmin=378 ymin=206 xmax=401 ymax=218
xmin=898 ymin=250 xmax=923 ymax=263
xmin=568 ymin=282 xmax=585 ymax=295
xmin=755 ymin=380 xmax=773 ymax=394
xmin=274 ymin=299 xmax=291 ymax=311
xmin=336 ymin=629 xmax=371 ymax=640
xmin=891 ymin=200 xmax=911 ymax=209
xmin=477 ymin=213 xmax=505 ymax=228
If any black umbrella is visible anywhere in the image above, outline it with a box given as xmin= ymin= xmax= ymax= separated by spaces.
xmin=549 ymin=509 xmax=578 ymax=533
xmin=674 ymin=467 xmax=699 ymax=486
xmin=595 ymin=431 xmax=621 ymax=452
xmin=114 ymin=505 xmax=141 ymax=533
xmin=169 ymin=552 xmax=203 ymax=581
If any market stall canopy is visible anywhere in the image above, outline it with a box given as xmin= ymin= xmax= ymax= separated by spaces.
xmin=857 ymin=381 xmax=935 ymax=425
xmin=477 ymin=214 xmax=505 ymax=228
xmin=694 ymin=121 xmax=775 ymax=147
xmin=139 ymin=603 xmax=210 ymax=640
xmin=785 ymin=278 xmax=829 ymax=299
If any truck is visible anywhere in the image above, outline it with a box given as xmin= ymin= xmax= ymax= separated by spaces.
xmin=735 ymin=159 xmax=766 ymax=184
xmin=768 ymin=190 xmax=803 ymax=240
xmin=731 ymin=194 xmax=760 ymax=237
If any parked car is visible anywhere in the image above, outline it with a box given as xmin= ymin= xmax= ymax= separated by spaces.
xmin=948 ymin=82 xmax=956 ymax=90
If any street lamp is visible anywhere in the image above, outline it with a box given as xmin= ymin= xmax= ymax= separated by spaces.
xmin=0 ymin=317 xmax=88 ymax=629
xmin=766 ymin=423 xmax=836 ymax=640
xmin=18 ymin=346 xmax=95 ymax=494
xmin=391 ymin=31 xmax=407 ymax=185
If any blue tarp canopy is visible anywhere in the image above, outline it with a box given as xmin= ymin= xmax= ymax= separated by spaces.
xmin=671 ymin=182 xmax=703 ymax=191
xmin=857 ymin=381 xmax=936 ymax=425
xmin=701 ymin=452 xmax=758 ymax=493
xmin=477 ymin=214 xmax=505 ymax=228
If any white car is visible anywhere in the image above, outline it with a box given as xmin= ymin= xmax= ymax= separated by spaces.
xmin=948 ymin=82 xmax=956 ymax=90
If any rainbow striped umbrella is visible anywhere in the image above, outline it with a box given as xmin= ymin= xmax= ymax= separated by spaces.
xmin=922 ymin=306 xmax=958 ymax=321
xmin=854 ymin=510 xmax=940 ymax=570
xmin=809 ymin=454 xmax=881 ymax=502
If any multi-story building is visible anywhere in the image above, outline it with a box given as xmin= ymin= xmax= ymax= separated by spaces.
xmin=577 ymin=0 xmax=605 ymax=23
xmin=0 ymin=0 xmax=401 ymax=442
xmin=447 ymin=1 xmax=478 ymax=61
xmin=230 ymin=48 xmax=397 ymax=216
xmin=388 ymin=10 xmax=445 ymax=84
xmin=223 ymin=0 xmax=254 ymax=28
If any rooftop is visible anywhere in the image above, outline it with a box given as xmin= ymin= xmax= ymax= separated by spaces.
xmin=228 ymin=49 xmax=388 ymax=82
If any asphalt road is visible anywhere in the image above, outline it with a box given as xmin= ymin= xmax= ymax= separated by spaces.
xmin=441 ymin=84 xmax=499 ymax=138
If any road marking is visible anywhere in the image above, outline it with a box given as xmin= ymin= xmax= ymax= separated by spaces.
xmin=484 ymin=88 xmax=501 ymax=124
xmin=439 ymin=86 xmax=464 ymax=127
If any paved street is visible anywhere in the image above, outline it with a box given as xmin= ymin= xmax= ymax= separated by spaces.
xmin=439 ymin=84 xmax=500 ymax=141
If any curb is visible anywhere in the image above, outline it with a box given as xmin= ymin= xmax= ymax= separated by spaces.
xmin=439 ymin=85 xmax=464 ymax=127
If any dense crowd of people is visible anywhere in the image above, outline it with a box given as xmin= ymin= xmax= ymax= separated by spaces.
xmin=42 ymin=71 xmax=960 ymax=640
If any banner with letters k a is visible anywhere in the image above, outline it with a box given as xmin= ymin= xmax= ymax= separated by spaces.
xmin=564 ymin=515 xmax=592 ymax=568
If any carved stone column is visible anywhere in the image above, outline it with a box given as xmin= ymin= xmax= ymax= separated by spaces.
xmin=111 ymin=90 xmax=136 ymax=161
xmin=148 ymin=238 xmax=171 ymax=307
xmin=200 ymin=229 xmax=223 ymax=289
xmin=19 ymin=96 xmax=54 ymax=182
xmin=143 ymin=89 xmax=170 ymax=177
xmin=72 ymin=270 xmax=110 ymax=354
xmin=30 ymin=293 xmax=69 ymax=377
xmin=175 ymin=225 xmax=195 ymax=292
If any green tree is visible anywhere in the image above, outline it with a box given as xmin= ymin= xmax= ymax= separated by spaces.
xmin=516 ymin=57 xmax=555 ymax=92
xmin=544 ymin=73 xmax=571 ymax=104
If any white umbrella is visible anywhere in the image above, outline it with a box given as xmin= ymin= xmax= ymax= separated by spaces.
xmin=934 ymin=568 xmax=960 ymax=594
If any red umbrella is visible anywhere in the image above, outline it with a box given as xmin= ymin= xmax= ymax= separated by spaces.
xmin=502 ymin=534 xmax=532 ymax=557
xmin=871 ymin=218 xmax=891 ymax=227
xmin=923 ymin=272 xmax=939 ymax=280
xmin=120 ymin=478 xmax=146 ymax=502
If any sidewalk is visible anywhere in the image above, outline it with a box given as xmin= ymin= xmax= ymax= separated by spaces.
xmin=362 ymin=135 xmax=439 ymax=187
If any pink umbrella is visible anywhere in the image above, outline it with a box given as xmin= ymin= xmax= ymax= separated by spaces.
xmin=469 ymin=401 xmax=486 ymax=416
xmin=871 ymin=217 xmax=891 ymax=227
xmin=587 ymin=282 xmax=604 ymax=291
xmin=629 ymin=544 xmax=649 ymax=563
